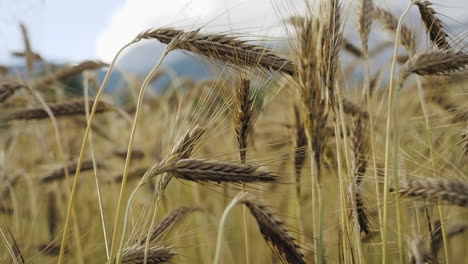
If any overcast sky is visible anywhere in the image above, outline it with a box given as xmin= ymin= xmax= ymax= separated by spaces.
xmin=1 ymin=0 xmax=466 ymax=65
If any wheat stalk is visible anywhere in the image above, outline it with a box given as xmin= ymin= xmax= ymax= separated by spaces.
xmin=19 ymin=23 xmax=34 ymax=79
xmin=373 ymin=7 xmax=416 ymax=55
xmin=462 ymin=126 xmax=468 ymax=157
xmin=47 ymin=191 xmax=58 ymax=241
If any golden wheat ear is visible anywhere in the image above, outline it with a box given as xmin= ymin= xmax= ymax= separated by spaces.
xmin=159 ymin=158 xmax=276 ymax=184
xmin=408 ymin=236 xmax=431 ymax=264
xmin=430 ymin=220 xmax=468 ymax=254
xmin=414 ymin=1 xmax=451 ymax=49
xmin=240 ymin=194 xmax=306 ymax=264
xmin=8 ymin=99 xmax=112 ymax=120
xmin=356 ymin=0 xmax=373 ymax=56
xmin=120 ymin=246 xmax=176 ymax=264
xmin=39 ymin=160 xmax=97 ymax=184
xmin=0 ymin=81 xmax=25 ymax=104
xmin=399 ymin=49 xmax=468 ymax=81
xmin=292 ymin=105 xmax=307 ymax=197
xmin=373 ymin=7 xmax=416 ymax=55
xmin=34 ymin=60 xmax=108 ymax=90
xmin=138 ymin=27 xmax=295 ymax=75
xmin=394 ymin=178 xmax=468 ymax=207
xmin=140 ymin=206 xmax=200 ymax=245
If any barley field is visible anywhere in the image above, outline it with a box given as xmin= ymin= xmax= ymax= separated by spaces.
xmin=0 ymin=0 xmax=467 ymax=263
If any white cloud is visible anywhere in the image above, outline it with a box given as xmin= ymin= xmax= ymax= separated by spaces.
xmin=95 ymin=0 xmax=289 ymax=61
xmin=96 ymin=0 xmax=468 ymax=62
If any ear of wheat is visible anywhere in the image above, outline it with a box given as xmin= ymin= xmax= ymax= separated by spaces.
xmin=350 ymin=117 xmax=370 ymax=235
xmin=356 ymin=0 xmax=373 ymax=56
xmin=373 ymin=7 xmax=416 ymax=55
xmin=0 ymin=81 xmax=25 ymax=104
xmin=140 ymin=206 xmax=199 ymax=245
xmin=396 ymin=178 xmax=468 ymax=207
xmin=241 ymin=194 xmax=306 ymax=264
xmin=233 ymin=78 xmax=254 ymax=163
xmin=34 ymin=60 xmax=108 ymax=90
xmin=159 ymin=158 xmax=276 ymax=184
xmin=414 ymin=1 xmax=451 ymax=49
xmin=140 ymin=28 xmax=295 ymax=75
xmin=9 ymin=99 xmax=112 ymax=120
xmin=399 ymin=49 xmax=468 ymax=82
xmin=120 ymin=246 xmax=176 ymax=264
xmin=431 ymin=220 xmax=468 ymax=253
xmin=292 ymin=105 xmax=307 ymax=196
xmin=40 ymin=159 xmax=96 ymax=183
xmin=408 ymin=236 xmax=431 ymax=264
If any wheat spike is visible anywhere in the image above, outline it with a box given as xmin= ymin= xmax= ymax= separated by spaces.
xmin=120 ymin=246 xmax=175 ymax=264
xmin=399 ymin=49 xmax=468 ymax=82
xmin=34 ymin=60 xmax=108 ymax=90
xmin=233 ymin=78 xmax=254 ymax=163
xmin=40 ymin=159 xmax=96 ymax=183
xmin=350 ymin=117 xmax=370 ymax=235
xmin=159 ymin=158 xmax=276 ymax=184
xmin=292 ymin=105 xmax=307 ymax=196
xmin=415 ymin=1 xmax=451 ymax=49
xmin=153 ymin=126 xmax=206 ymax=196
xmin=9 ymin=99 xmax=112 ymax=120
xmin=431 ymin=220 xmax=468 ymax=253
xmin=241 ymin=194 xmax=306 ymax=264
xmin=140 ymin=206 xmax=199 ymax=245
xmin=356 ymin=0 xmax=373 ymax=56
xmin=140 ymin=27 xmax=295 ymax=75
xmin=373 ymin=7 xmax=416 ymax=55
xmin=0 ymin=81 xmax=25 ymax=104
xmin=408 ymin=236 xmax=431 ymax=264
xmin=396 ymin=178 xmax=468 ymax=207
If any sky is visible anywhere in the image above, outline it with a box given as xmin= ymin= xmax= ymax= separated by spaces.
xmin=0 ymin=0 xmax=467 ymax=65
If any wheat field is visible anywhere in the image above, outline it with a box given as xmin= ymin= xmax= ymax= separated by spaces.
xmin=0 ymin=0 xmax=467 ymax=263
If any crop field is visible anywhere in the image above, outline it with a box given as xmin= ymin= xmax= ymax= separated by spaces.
xmin=0 ymin=0 xmax=467 ymax=263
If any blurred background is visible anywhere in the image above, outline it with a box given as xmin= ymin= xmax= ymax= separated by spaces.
xmin=1 ymin=0 xmax=467 ymax=92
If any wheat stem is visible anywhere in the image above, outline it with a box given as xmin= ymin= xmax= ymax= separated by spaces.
xmin=57 ymin=41 xmax=136 ymax=264
xmin=111 ymin=48 xmax=171 ymax=264
xmin=213 ymin=192 xmax=247 ymax=264
xmin=383 ymin=3 xmax=413 ymax=263
xmin=83 ymin=74 xmax=110 ymax=260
